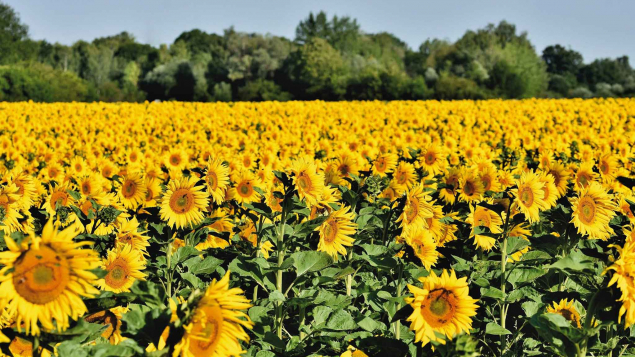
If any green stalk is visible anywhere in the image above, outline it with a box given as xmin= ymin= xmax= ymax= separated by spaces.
xmin=500 ymin=198 xmax=512 ymax=355
xmin=299 ymin=306 xmax=306 ymax=339
xmin=394 ymin=259 xmax=404 ymax=340
xmin=276 ymin=208 xmax=287 ymax=339
xmin=381 ymin=207 xmax=394 ymax=246
xmin=346 ymin=248 xmax=353 ymax=296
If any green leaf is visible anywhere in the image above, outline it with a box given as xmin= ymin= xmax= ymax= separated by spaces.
xmin=485 ymin=322 xmax=512 ymax=335
xmin=507 ymin=267 xmax=546 ymax=285
xmin=361 ymin=244 xmax=389 ymax=256
xmin=481 ymin=287 xmax=506 ymax=300
xmin=548 ymin=250 xmax=594 ymax=275
xmin=506 ymin=236 xmax=530 ymax=255
xmin=269 ymin=290 xmax=286 ymax=303
xmin=229 ymin=256 xmax=269 ymax=290
xmin=184 ymin=256 xmax=223 ymax=275
xmin=326 ymin=309 xmax=357 ymax=331
xmin=291 ymin=251 xmax=333 ymax=277
xmin=522 ymin=301 xmax=542 ymax=317
xmin=312 ymin=306 xmax=333 ymax=326
xmin=357 ymin=316 xmax=381 ymax=332
xmin=170 ymin=246 xmax=199 ymax=269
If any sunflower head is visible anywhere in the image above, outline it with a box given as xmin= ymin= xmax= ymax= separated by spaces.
xmin=406 ymin=270 xmax=478 ymax=347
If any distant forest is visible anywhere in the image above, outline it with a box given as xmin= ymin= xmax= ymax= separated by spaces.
xmin=0 ymin=2 xmax=633 ymax=102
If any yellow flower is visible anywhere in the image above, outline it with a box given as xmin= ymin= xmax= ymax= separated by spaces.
xmin=466 ymin=204 xmax=503 ymax=251
xmin=404 ymin=225 xmax=439 ymax=270
xmin=316 ymin=205 xmax=357 ymax=261
xmin=406 ymin=270 xmax=478 ymax=347
xmin=174 ymin=271 xmax=253 ymax=357
xmin=512 ymin=171 xmax=548 ymax=223
xmin=546 ymin=299 xmax=582 ymax=328
xmin=0 ymin=220 xmax=100 ymax=335
xmin=98 ymin=245 xmax=146 ymax=293
xmin=160 ymin=176 xmax=209 ymax=229
xmin=397 ymin=184 xmax=434 ymax=230
xmin=290 ymin=157 xmax=324 ymax=207
xmin=570 ymin=182 xmax=617 ymax=240
xmin=205 ymin=157 xmax=230 ymax=204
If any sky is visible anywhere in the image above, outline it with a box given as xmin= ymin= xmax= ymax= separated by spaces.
xmin=6 ymin=0 xmax=635 ymax=63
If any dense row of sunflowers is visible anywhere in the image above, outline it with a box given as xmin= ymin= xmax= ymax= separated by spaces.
xmin=0 ymin=99 xmax=634 ymax=356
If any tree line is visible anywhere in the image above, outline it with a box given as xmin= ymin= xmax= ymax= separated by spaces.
xmin=0 ymin=3 xmax=633 ymax=102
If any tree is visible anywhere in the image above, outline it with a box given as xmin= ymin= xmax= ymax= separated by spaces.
xmin=174 ymin=29 xmax=225 ymax=56
xmin=284 ymin=37 xmax=348 ymax=100
xmin=578 ymin=56 xmax=633 ymax=90
xmin=0 ymin=2 xmax=29 ymax=64
xmin=542 ymin=45 xmax=584 ymax=75
xmin=295 ymin=11 xmax=361 ymax=52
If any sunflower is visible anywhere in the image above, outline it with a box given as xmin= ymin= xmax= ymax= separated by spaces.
xmin=437 ymin=217 xmax=459 ymax=247
xmin=507 ymin=223 xmax=531 ymax=262
xmin=419 ymin=143 xmax=446 ymax=176
xmin=574 ymin=161 xmax=598 ymax=191
xmin=68 ymin=156 xmax=87 ymax=177
xmin=340 ymin=347 xmax=369 ymax=357
xmin=619 ymin=195 xmax=635 ymax=223
xmin=115 ymin=217 xmax=150 ymax=254
xmin=406 ymin=269 xmax=478 ymax=347
xmin=424 ymin=203 xmax=445 ymax=241
xmin=98 ymin=159 xmax=117 ymax=180
xmin=478 ymin=166 xmax=500 ymax=193
xmin=0 ymin=220 xmax=100 ymax=335
xmin=398 ymin=184 xmax=434 ymax=230
xmin=98 ymin=245 xmax=146 ymax=293
xmin=458 ymin=169 xmax=485 ymax=203
xmin=393 ymin=161 xmax=417 ymax=191
xmin=439 ymin=168 xmax=461 ymax=204
xmin=466 ymin=204 xmax=503 ymax=251
xmin=160 ymin=176 xmax=209 ymax=229
xmin=6 ymin=171 xmax=37 ymax=211
xmin=40 ymin=162 xmax=64 ymax=183
xmin=404 ymin=225 xmax=439 ymax=270
xmin=372 ymin=152 xmax=398 ymax=177
xmin=316 ymin=205 xmax=357 ymax=261
xmin=511 ymin=171 xmax=548 ymax=224
xmin=164 ymin=148 xmax=188 ymax=171
xmin=290 ymin=157 xmax=324 ymax=207
xmin=0 ymin=183 xmax=23 ymax=234
xmin=77 ymin=174 xmax=108 ymax=205
xmin=205 ymin=157 xmax=230 ymax=204
xmin=598 ymin=152 xmax=619 ymax=183
xmin=607 ymin=239 xmax=635 ymax=328
xmin=497 ymin=170 xmax=515 ymax=190
xmin=547 ymin=162 xmax=570 ymax=197
xmin=231 ymin=170 xmax=263 ymax=205
xmin=143 ymin=177 xmax=162 ymax=207
xmin=546 ymin=299 xmax=582 ymax=328
xmin=570 ymin=182 xmax=617 ymax=240
xmin=335 ymin=153 xmax=359 ymax=178
xmin=118 ymin=172 xmax=147 ymax=209
xmin=538 ymin=171 xmax=559 ymax=210
xmin=174 ymin=271 xmax=253 ymax=357
xmin=84 ymin=306 xmax=128 ymax=344
xmin=197 ymin=235 xmax=231 ymax=250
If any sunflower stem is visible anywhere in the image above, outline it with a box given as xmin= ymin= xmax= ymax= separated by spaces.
xmin=299 ymin=306 xmax=306 ymax=339
xmin=499 ymin=197 xmax=512 ymax=355
xmin=381 ymin=207 xmax=394 ymax=246
xmin=276 ymin=207 xmax=287 ymax=340
xmin=346 ymin=249 xmax=353 ymax=296
xmin=394 ymin=259 xmax=404 ymax=340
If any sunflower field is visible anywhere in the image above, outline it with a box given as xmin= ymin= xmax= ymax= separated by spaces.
xmin=1 ymin=99 xmax=635 ymax=357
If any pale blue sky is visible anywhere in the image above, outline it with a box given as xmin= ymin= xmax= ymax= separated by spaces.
xmin=6 ymin=0 xmax=635 ymax=62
